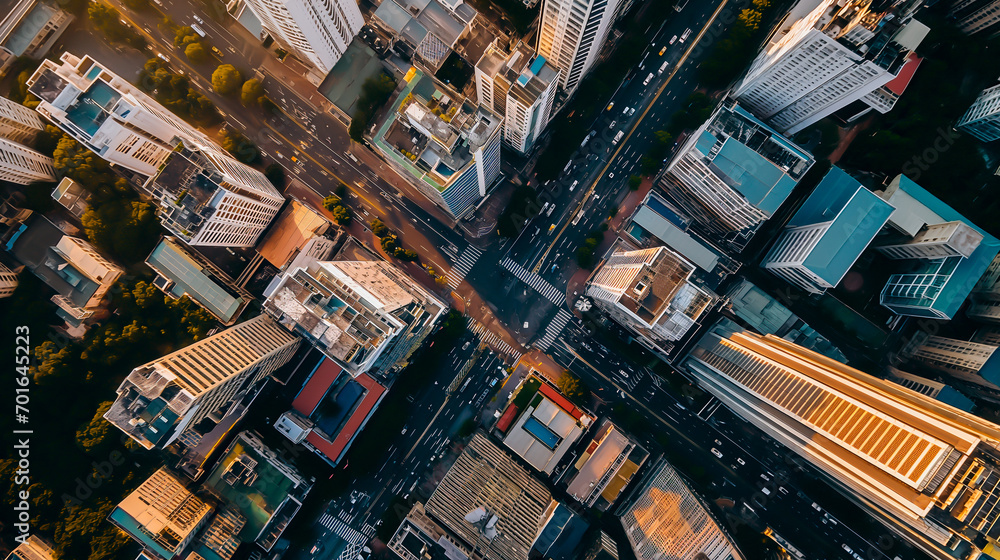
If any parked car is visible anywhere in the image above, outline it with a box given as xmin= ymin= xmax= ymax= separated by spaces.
xmin=711 ymin=448 xmax=723 ymax=458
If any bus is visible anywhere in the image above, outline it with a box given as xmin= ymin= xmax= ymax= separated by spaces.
xmin=191 ymin=24 xmax=206 ymax=37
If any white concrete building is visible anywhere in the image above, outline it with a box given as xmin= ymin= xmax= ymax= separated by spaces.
xmin=684 ymin=328 xmax=1000 ymax=560
xmin=957 ymin=83 xmax=1000 ymax=143
xmin=0 ymin=96 xmax=45 ymax=144
xmin=537 ymin=0 xmax=623 ymax=93
xmin=104 ymin=315 xmax=300 ymax=449
xmin=28 ymin=53 xmax=285 ymax=247
xmin=950 ymin=0 xmax=1000 ymax=36
xmin=475 ymin=40 xmax=560 ymax=154
xmin=263 ymin=259 xmax=446 ymax=376
xmin=733 ymin=0 xmax=928 ymax=134
xmin=0 ymin=261 xmax=17 ymax=298
xmin=0 ymin=136 xmax=55 ymax=184
xmin=4 ymin=535 xmax=58 ymax=560
xmin=242 ymin=0 xmax=363 ymax=83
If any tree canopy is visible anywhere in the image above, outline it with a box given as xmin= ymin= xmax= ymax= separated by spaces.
xmin=137 ymin=58 xmax=220 ymax=125
xmin=241 ymin=78 xmax=264 ymax=106
xmin=184 ymin=42 xmax=207 ymax=63
xmin=212 ymin=64 xmax=243 ymax=96
xmin=349 ymin=73 xmax=397 ymax=141
xmin=219 ymin=128 xmax=261 ymax=164
xmin=556 ymin=371 xmax=589 ymax=404
xmin=89 ymin=4 xmax=146 ymax=49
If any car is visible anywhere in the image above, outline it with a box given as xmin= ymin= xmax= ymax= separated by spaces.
xmin=401 ymin=427 xmax=408 ymax=435
xmin=193 ymin=15 xmax=204 ymax=24
xmin=710 ymin=448 xmax=723 ymax=458
xmin=157 ymin=53 xmax=170 ymax=62
xmin=489 ymin=377 xmax=499 ymax=387
xmin=642 ymin=73 xmax=654 ymax=86
xmin=760 ymin=487 xmax=771 ymax=496
xmin=462 ymin=341 xmax=471 ymax=350
xmin=842 ymin=544 xmax=853 ymax=554
xmin=669 ymin=35 xmax=678 ymax=44
xmin=609 ymin=172 xmax=615 ymax=178
xmin=622 ymin=106 xmax=630 ymax=115
xmin=211 ymin=46 xmax=224 ymax=56
xmin=291 ymin=156 xmax=298 ymax=162
xmin=736 ymin=457 xmax=745 ymax=465
xmin=618 ymin=369 xmax=629 ymax=378
xmin=570 ymin=180 xmax=579 ymax=191
xmin=714 ymin=439 xmax=722 ymax=446
xmin=628 ymin=107 xmax=635 ymax=116
xmin=760 ymin=473 xmax=770 ymax=481
xmin=609 ymin=120 xmax=617 ymax=129
xmin=658 ymin=46 xmax=666 ymax=55
xmin=812 ymin=502 xmax=822 ymax=511
xmin=606 ymin=102 xmax=615 ymax=111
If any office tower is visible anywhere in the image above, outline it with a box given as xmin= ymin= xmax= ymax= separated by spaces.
xmin=0 ymin=96 xmax=45 ymax=144
xmin=886 ymin=367 xmax=975 ymax=412
xmin=0 ymin=261 xmax=17 ymax=298
xmin=388 ymin=432 xmax=556 ymax=560
xmin=0 ymin=136 xmax=56 ymax=185
xmin=105 ymin=315 xmax=300 ymax=449
xmin=475 ymin=40 xmax=560 ymax=154
xmin=242 ymin=0 xmax=363 ymax=82
xmin=497 ymin=377 xmax=592 ymax=474
xmin=957 ymin=83 xmax=1000 ymax=143
xmin=372 ymin=69 xmax=502 ymax=218
xmin=968 ymin=254 xmax=1000 ymax=323
xmin=0 ymin=0 xmax=73 ymax=77
xmin=3 ymin=535 xmax=57 ymax=560
xmin=537 ymin=0 xmax=623 ymax=92
xmin=108 ymin=468 xmax=214 ymax=560
xmin=875 ymin=175 xmax=1000 ymax=319
xmin=950 ymin=0 xmax=1000 ymax=36
xmin=733 ymin=0 xmax=927 ymax=135
xmin=565 ymin=419 xmax=647 ymax=510
xmin=371 ymin=0 xmax=478 ymax=73
xmin=619 ymin=459 xmax=743 ymax=560
xmin=28 ymin=53 xmax=284 ymax=247
xmin=683 ymin=328 xmax=1000 ymax=560
xmin=661 ymin=103 xmax=814 ymax=245
xmin=911 ymin=335 xmax=1000 ymax=402
xmin=587 ymin=245 xmax=715 ymax=351
xmin=264 ymin=259 xmax=446 ymax=376
xmin=763 ymin=166 xmax=894 ymax=294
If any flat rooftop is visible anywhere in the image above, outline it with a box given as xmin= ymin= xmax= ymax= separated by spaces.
xmin=147 ymin=238 xmax=245 ymax=323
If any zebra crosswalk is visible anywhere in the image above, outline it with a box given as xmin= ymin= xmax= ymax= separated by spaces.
xmin=500 ymin=258 xmax=565 ymax=306
xmin=535 ymin=309 xmax=573 ymax=351
xmin=470 ymin=320 xmax=522 ymax=365
xmin=445 ymin=245 xmax=482 ymax=288
xmin=318 ymin=512 xmax=373 ymax=546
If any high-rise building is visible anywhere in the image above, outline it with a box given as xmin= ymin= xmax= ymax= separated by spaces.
xmin=0 ymin=0 xmax=73 ymax=77
xmin=104 ymin=315 xmax=300 ymax=449
xmin=683 ymin=328 xmax=1000 ymax=560
xmin=3 ymin=535 xmax=57 ymax=560
xmin=108 ymin=467 xmax=214 ymax=560
xmin=949 ymin=0 xmax=1000 ymax=36
xmin=564 ymin=419 xmax=647 ymax=511
xmin=0 ymin=96 xmax=45 ymax=144
xmin=537 ymin=0 xmax=623 ymax=92
xmin=660 ymin=102 xmax=814 ymax=246
xmin=263 ymin=258 xmax=446 ymax=376
xmin=0 ymin=261 xmax=17 ymax=298
xmin=371 ymin=0 xmax=478 ymax=73
xmin=371 ymin=69 xmax=503 ymax=219
xmin=733 ymin=0 xmax=927 ymax=134
xmin=886 ymin=367 xmax=975 ymax=412
xmin=586 ymin=245 xmax=716 ymax=352
xmin=475 ymin=40 xmax=560 ymax=154
xmin=957 ymin=83 xmax=1000 ymax=143
xmin=28 ymin=53 xmax=284 ymax=247
xmin=910 ymin=335 xmax=1000 ymax=403
xmin=618 ymin=458 xmax=743 ymax=560
xmin=968 ymin=254 xmax=1000 ymax=323
xmin=388 ymin=432 xmax=557 ymax=560
xmin=875 ymin=174 xmax=1000 ymax=319
xmin=242 ymin=0 xmax=363 ymax=83
xmin=763 ymin=166 xmax=894 ymax=294
xmin=0 ymin=136 xmax=56 ymax=185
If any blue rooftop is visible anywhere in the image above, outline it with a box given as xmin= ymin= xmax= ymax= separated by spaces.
xmin=631 ymin=200 xmax=721 ymax=272
xmin=793 ymin=167 xmax=895 ymax=286
xmin=880 ymin=175 xmax=1000 ymax=319
xmin=108 ymin=506 xmax=177 ymax=559
xmin=937 ymin=386 xmax=975 ymax=412
xmin=711 ymin=139 xmax=796 ymax=216
xmin=146 ymin=239 xmax=244 ymax=323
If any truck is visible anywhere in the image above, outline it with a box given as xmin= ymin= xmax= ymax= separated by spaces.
xmin=658 ymin=61 xmax=668 ymax=75
xmin=679 ymin=28 xmax=692 ymax=43
xmin=612 ymin=130 xmax=624 ymax=145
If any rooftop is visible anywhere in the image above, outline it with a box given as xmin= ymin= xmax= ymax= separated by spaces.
xmin=146 ymin=237 xmax=247 ymax=324
xmin=564 ymin=420 xmax=646 ymax=509
xmin=256 ymin=199 xmax=332 ymax=269
xmin=1 ymin=1 xmax=59 ymax=56
xmin=501 ymin=382 xmax=591 ymax=474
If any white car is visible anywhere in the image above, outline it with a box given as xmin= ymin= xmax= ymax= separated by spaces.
xmin=669 ymin=35 xmax=678 ymax=44
xmin=711 ymin=448 xmax=723 ymax=459
xmin=736 ymin=458 xmax=745 ymax=465
xmin=193 ymin=15 xmax=204 ymax=24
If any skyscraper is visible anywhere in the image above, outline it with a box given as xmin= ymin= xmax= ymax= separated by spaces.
xmin=0 ymin=136 xmax=55 ymax=185
xmin=28 ymin=53 xmax=286 ymax=247
xmin=3 ymin=535 xmax=57 ymax=560
xmin=957 ymin=83 xmax=1000 ymax=143
xmin=949 ymin=0 xmax=1000 ymax=36
xmin=263 ymin=258 xmax=446 ymax=376
xmin=0 ymin=95 xmax=45 ymax=144
xmin=684 ymin=327 xmax=1000 ymax=560
xmin=105 ymin=315 xmax=300 ymax=449
xmin=475 ymin=40 xmax=560 ymax=154
xmin=537 ymin=0 xmax=623 ymax=92
xmin=618 ymin=458 xmax=743 ymax=560
xmin=242 ymin=0 xmax=363 ymax=83
xmin=733 ymin=0 xmax=927 ymax=134
xmin=0 ymin=261 xmax=17 ymax=298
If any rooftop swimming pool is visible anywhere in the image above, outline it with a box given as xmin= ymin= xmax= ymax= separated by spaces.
xmin=65 ymin=81 xmax=120 ymax=137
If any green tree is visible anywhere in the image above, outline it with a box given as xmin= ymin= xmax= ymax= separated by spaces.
xmin=241 ymin=78 xmax=264 ymax=106
xmin=556 ymin=370 xmax=589 ymax=404
xmin=370 ymin=218 xmax=389 ymax=237
xmin=184 ymin=42 xmax=207 ymax=63
xmin=575 ymin=246 xmax=594 ymax=269
xmin=123 ymin=0 xmax=151 ymax=10
xmin=174 ymin=26 xmax=200 ymax=48
xmin=628 ymin=175 xmax=642 ymax=191
xmin=53 ymin=136 xmax=117 ymax=186
xmin=349 ymin=73 xmax=397 ymax=141
xmin=219 ymin=128 xmax=260 ymax=164
xmin=82 ymin=196 xmax=161 ymax=264
xmin=330 ymin=204 xmax=352 ymax=226
xmin=212 ymin=64 xmax=243 ymax=96
xmin=33 ymin=124 xmax=64 ymax=156
xmin=89 ymin=4 xmax=145 ymax=48
xmin=76 ymin=401 xmax=114 ymax=454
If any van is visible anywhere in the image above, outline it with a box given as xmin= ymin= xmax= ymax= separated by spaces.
xmin=191 ymin=24 xmax=206 ymax=37
xmin=680 ymin=28 xmax=692 ymax=43
xmin=612 ymin=131 xmax=624 ymax=145
xmin=658 ymin=61 xmax=668 ymax=75
xmin=570 ymin=180 xmax=578 ymax=191
xmin=642 ymin=73 xmax=654 ymax=86
xmin=761 ymin=487 xmax=771 ymax=496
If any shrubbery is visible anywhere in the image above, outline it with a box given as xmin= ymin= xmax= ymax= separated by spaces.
xmin=349 ymin=74 xmax=397 ymax=142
